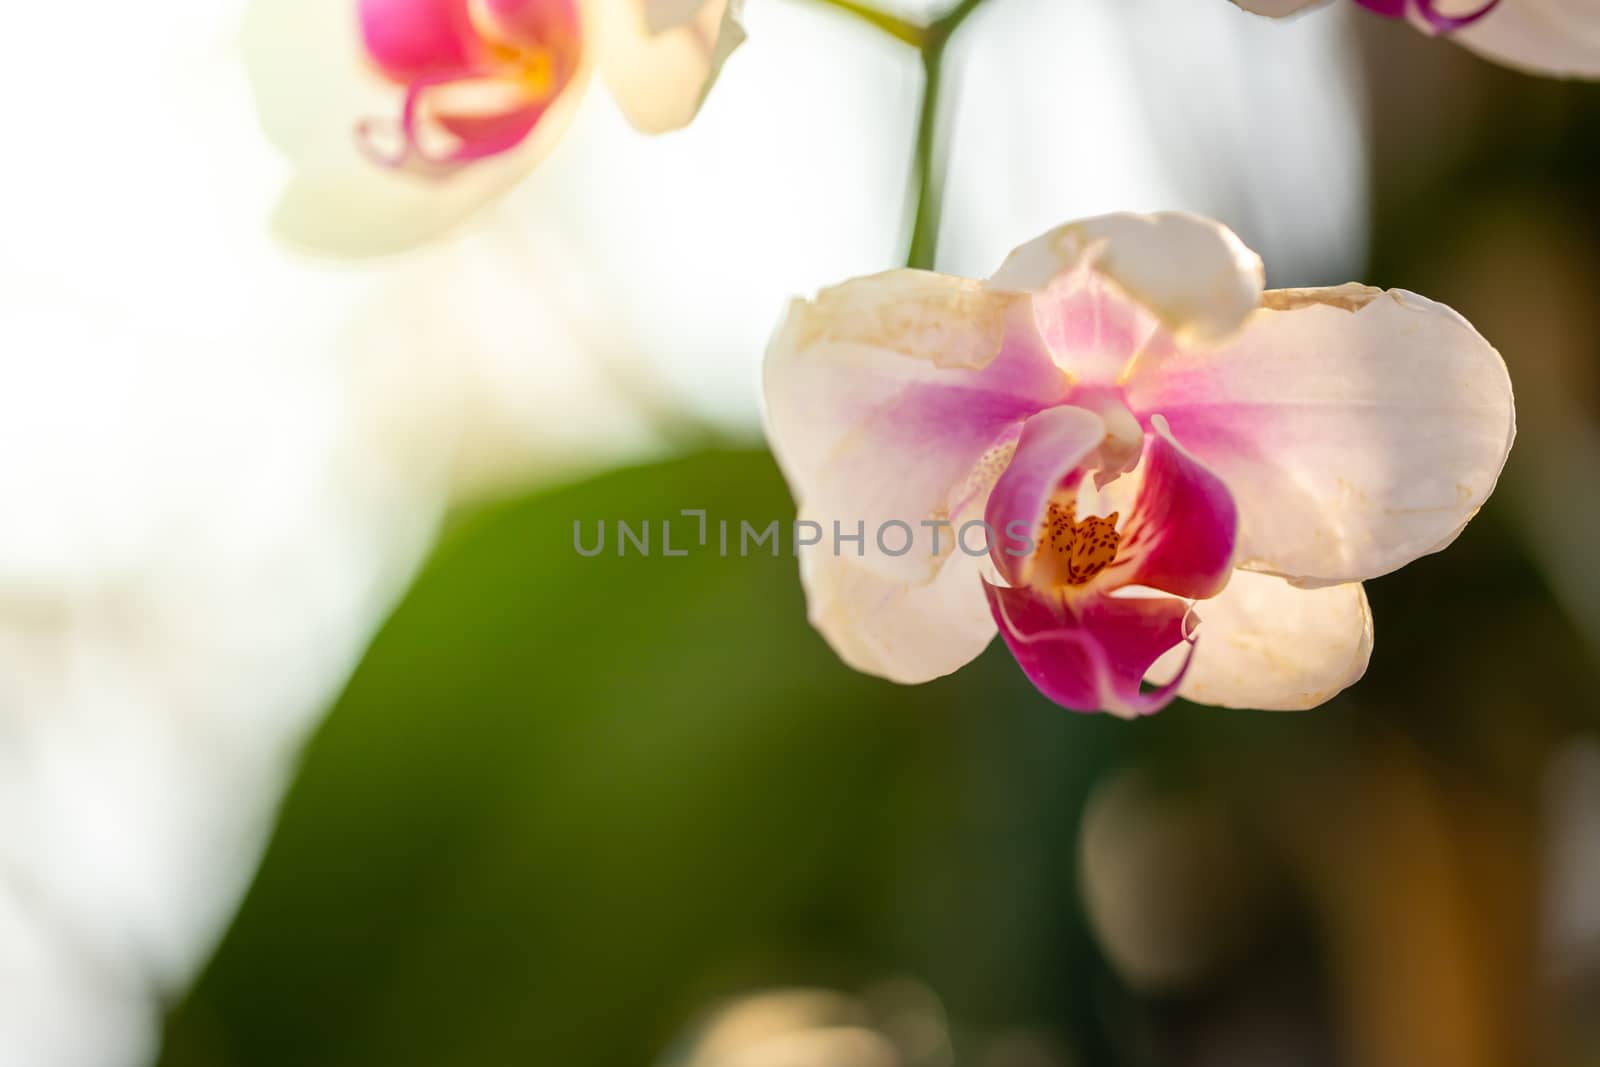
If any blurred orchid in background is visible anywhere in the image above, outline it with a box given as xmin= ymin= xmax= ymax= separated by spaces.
xmin=660 ymin=984 xmax=953 ymax=1067
xmin=1233 ymin=0 xmax=1600 ymax=77
xmin=244 ymin=0 xmax=745 ymax=254
xmin=764 ymin=212 xmax=1515 ymax=716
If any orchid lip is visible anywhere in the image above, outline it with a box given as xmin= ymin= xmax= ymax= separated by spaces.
xmin=354 ymin=0 xmax=581 ymax=176
xmin=976 ymin=403 xmax=1240 ymax=714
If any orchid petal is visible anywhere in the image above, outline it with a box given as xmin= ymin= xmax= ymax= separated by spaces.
xmin=590 ymin=0 xmax=746 ymax=133
xmin=1106 ymin=416 xmax=1238 ymax=600
xmin=990 ymin=212 xmax=1265 ymax=348
xmin=801 ymin=536 xmax=997 ymax=685
xmin=1228 ymin=0 xmax=1334 ymax=14
xmin=1402 ymin=0 xmax=1503 ymax=34
xmin=244 ymin=0 xmax=589 ymax=255
xmin=478 ymin=0 xmax=585 ymax=49
xmin=982 ymin=406 xmax=1108 ymax=587
xmin=244 ymin=0 xmax=398 ymax=166
xmin=1452 ymin=0 xmax=1600 ymax=79
xmin=1128 ymin=285 xmax=1514 ymax=585
xmin=1174 ymin=570 xmax=1373 ymax=710
xmin=764 ymin=271 xmax=1065 ymax=583
xmin=268 ymin=74 xmax=586 ymax=256
xmin=983 ymin=582 xmax=1196 ymax=718
xmin=357 ymin=0 xmax=479 ymax=82
xmin=1020 ymin=264 xmax=1165 ymax=385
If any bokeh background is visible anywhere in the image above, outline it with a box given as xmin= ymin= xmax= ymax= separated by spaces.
xmin=2 ymin=0 xmax=1598 ymax=1064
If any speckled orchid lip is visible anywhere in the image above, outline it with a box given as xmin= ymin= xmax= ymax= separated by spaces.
xmin=978 ymin=405 xmax=1239 ymax=717
xmin=1352 ymin=0 xmax=1503 ymax=33
xmin=354 ymin=0 xmax=581 ymax=176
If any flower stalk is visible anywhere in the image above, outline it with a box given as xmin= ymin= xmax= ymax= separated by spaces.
xmin=810 ymin=0 xmax=991 ymax=269
xmin=906 ymin=0 xmax=987 ymax=269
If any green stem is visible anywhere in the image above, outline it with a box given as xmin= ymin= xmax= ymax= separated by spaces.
xmin=904 ymin=43 xmax=946 ymax=270
xmin=804 ymin=0 xmax=993 ymax=269
xmin=904 ymin=0 xmax=990 ymax=269
xmin=809 ymin=0 xmax=926 ymax=47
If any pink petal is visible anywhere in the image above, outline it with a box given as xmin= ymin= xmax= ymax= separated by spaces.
xmin=476 ymin=0 xmax=583 ymax=49
xmin=1125 ymin=287 xmax=1513 ymax=585
xmin=358 ymin=71 xmax=554 ymax=171
xmin=358 ymin=0 xmax=481 ymax=83
xmin=1350 ymin=0 xmax=1503 ymax=33
xmin=1028 ymin=266 xmax=1161 ymax=385
xmin=983 ymin=581 xmax=1196 ymax=717
xmin=1104 ymin=416 xmax=1238 ymax=599
xmin=433 ymin=99 xmax=552 ymax=161
xmin=982 ymin=405 xmax=1108 ymax=587
xmin=765 ymin=280 xmax=1068 ymax=583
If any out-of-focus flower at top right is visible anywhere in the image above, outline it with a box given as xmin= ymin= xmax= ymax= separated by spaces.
xmin=243 ymin=0 xmax=745 ymax=256
xmin=1232 ymin=0 xmax=1600 ymax=78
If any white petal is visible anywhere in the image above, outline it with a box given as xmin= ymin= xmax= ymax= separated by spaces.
xmin=278 ymin=74 xmax=589 ymax=256
xmin=244 ymin=0 xmax=590 ymax=255
xmin=763 ymin=270 xmax=1060 ymax=584
xmin=242 ymin=0 xmax=393 ymax=166
xmin=1178 ymin=571 xmax=1373 ymax=710
xmin=591 ymin=0 xmax=746 ymax=133
xmin=800 ymin=534 xmax=997 ymax=685
xmin=1129 ymin=285 xmax=1515 ymax=584
xmin=1452 ymin=0 xmax=1600 ymax=79
xmin=989 ymin=212 xmax=1265 ymax=347
xmin=1228 ymin=0 xmax=1333 ymax=15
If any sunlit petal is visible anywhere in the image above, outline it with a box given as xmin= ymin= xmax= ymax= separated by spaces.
xmin=1452 ymin=0 xmax=1600 ymax=78
xmin=1174 ymin=570 xmax=1373 ymax=710
xmin=591 ymin=0 xmax=746 ymax=132
xmin=1129 ymin=285 xmax=1515 ymax=584
xmin=764 ymin=271 xmax=1064 ymax=582
xmin=990 ymin=212 xmax=1265 ymax=347
xmin=801 ymin=536 xmax=997 ymax=685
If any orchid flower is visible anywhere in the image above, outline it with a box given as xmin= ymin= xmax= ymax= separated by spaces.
xmin=763 ymin=213 xmax=1515 ymax=716
xmin=243 ymin=0 xmax=745 ymax=255
xmin=1233 ymin=0 xmax=1600 ymax=78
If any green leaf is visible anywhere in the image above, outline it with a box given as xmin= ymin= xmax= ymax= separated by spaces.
xmin=158 ymin=449 xmax=1126 ymax=1067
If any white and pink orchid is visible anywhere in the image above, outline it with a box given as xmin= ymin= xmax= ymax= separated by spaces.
xmin=764 ymin=213 xmax=1516 ymax=716
xmin=1234 ymin=0 xmax=1600 ymax=78
xmin=243 ymin=0 xmax=745 ymax=255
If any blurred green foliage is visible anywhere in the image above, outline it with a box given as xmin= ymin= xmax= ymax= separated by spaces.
xmin=156 ymin=434 xmax=1596 ymax=1065
xmin=157 ymin=449 xmax=1139 ymax=1067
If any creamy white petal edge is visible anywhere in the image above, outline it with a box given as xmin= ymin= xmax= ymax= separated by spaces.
xmin=800 ymin=533 xmax=998 ymax=685
xmin=763 ymin=269 xmax=1040 ymax=585
xmin=1175 ymin=570 xmax=1374 ymax=710
xmin=1228 ymin=0 xmax=1333 ymax=15
xmin=989 ymin=211 xmax=1265 ymax=347
xmin=591 ymin=0 xmax=747 ymax=133
xmin=1453 ymin=0 xmax=1600 ymax=79
xmin=1130 ymin=285 xmax=1516 ymax=585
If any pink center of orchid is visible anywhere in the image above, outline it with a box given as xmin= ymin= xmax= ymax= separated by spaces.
xmin=1351 ymin=0 xmax=1502 ymax=32
xmin=973 ymin=390 xmax=1241 ymax=718
xmin=1034 ymin=501 xmax=1121 ymax=588
xmin=355 ymin=0 xmax=582 ymax=175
